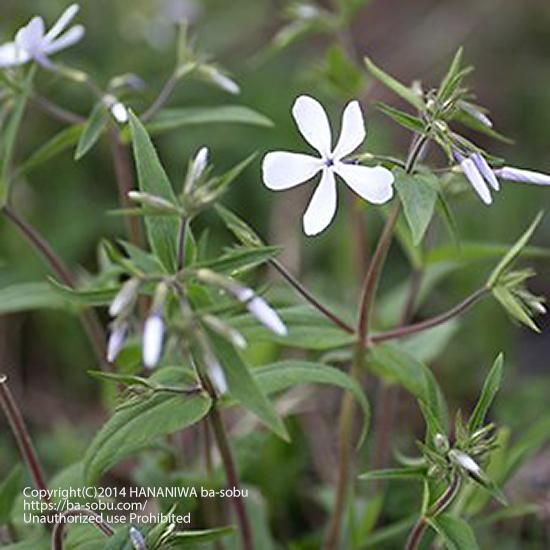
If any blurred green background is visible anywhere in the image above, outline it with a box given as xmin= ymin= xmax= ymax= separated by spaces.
xmin=1 ymin=0 xmax=549 ymax=547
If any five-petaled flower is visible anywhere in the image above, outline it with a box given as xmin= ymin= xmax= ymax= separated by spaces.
xmin=455 ymin=151 xmax=550 ymax=205
xmin=0 ymin=4 xmax=84 ymax=69
xmin=262 ymin=95 xmax=395 ymax=236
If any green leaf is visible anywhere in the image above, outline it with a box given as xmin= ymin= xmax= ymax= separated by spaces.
xmin=16 ymin=125 xmax=83 ymax=177
xmin=375 ymin=102 xmax=425 ymax=133
xmin=84 ymin=367 xmax=211 ymax=482
xmin=0 ymin=465 xmax=22 ymax=523
xmin=215 ymin=204 xmax=265 ymax=247
xmin=0 ymin=67 xmax=35 ymax=206
xmin=369 ymin=344 xmax=448 ymax=437
xmin=394 ymin=168 xmax=438 ymax=245
xmin=253 ymin=360 xmax=370 ymax=445
xmin=0 ymin=537 xmax=49 ymax=550
xmin=492 ymin=286 xmax=539 ymax=332
xmin=147 ymin=106 xmax=273 ymax=135
xmin=437 ymin=47 xmax=464 ymax=103
xmin=487 ymin=212 xmax=543 ymax=287
xmin=196 ymin=246 xmax=280 ymax=275
xmin=364 ymin=57 xmax=424 ymax=110
xmin=230 ymin=305 xmax=354 ymax=350
xmin=75 ymin=103 xmax=108 ymax=160
xmin=129 ymin=112 xmax=179 ymax=272
xmin=0 ymin=282 xmax=66 ymax=314
xmin=208 ymin=333 xmax=288 ymax=440
xmin=49 ymin=278 xmax=118 ymax=307
xmin=167 ymin=526 xmax=235 ymax=548
xmin=428 ymin=514 xmax=479 ymax=550
xmin=468 ymin=354 xmax=503 ymax=433
xmin=359 ymin=466 xmax=425 ymax=481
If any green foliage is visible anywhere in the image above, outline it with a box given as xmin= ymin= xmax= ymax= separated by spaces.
xmin=75 ymin=102 xmax=109 ymax=160
xmin=468 ymin=354 xmax=503 ymax=433
xmin=0 ymin=281 xmax=67 ymax=313
xmin=208 ymin=332 xmax=288 ymax=440
xmin=129 ymin=111 xmax=180 ymax=272
xmin=84 ymin=368 xmax=212 ymax=482
xmin=0 ymin=466 xmax=22 ymax=524
xmin=394 ymin=168 xmax=438 ymax=245
xmin=428 ymin=514 xmax=480 ymax=550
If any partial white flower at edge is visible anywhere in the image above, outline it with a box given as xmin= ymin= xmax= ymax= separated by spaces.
xmin=262 ymin=95 xmax=395 ymax=236
xmin=0 ymin=4 xmax=85 ymax=69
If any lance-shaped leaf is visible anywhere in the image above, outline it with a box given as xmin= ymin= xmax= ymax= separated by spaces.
xmin=252 ymin=361 xmax=370 ymax=445
xmin=359 ymin=466 xmax=426 ymax=482
xmin=492 ymin=286 xmax=540 ymax=333
xmin=0 ymin=282 xmax=66 ymax=314
xmin=375 ymin=102 xmax=426 ymax=133
xmin=428 ymin=514 xmax=480 ymax=550
xmin=75 ymin=102 xmax=109 ymax=160
xmin=468 ymin=354 xmax=503 ymax=433
xmin=215 ymin=204 xmax=265 ymax=247
xmin=487 ymin=212 xmax=543 ymax=287
xmin=0 ymin=466 xmax=22 ymax=523
xmin=394 ymin=168 xmax=438 ymax=246
xmin=167 ymin=526 xmax=235 ymax=547
xmin=369 ymin=344 xmax=448 ymax=437
xmin=0 ymin=67 xmax=35 ymax=207
xmin=146 ymin=105 xmax=273 ymax=135
xmin=364 ymin=57 xmax=424 ymax=110
xmin=196 ymin=246 xmax=280 ymax=275
xmin=129 ymin=112 xmax=180 ymax=272
xmin=208 ymin=332 xmax=288 ymax=440
xmin=84 ymin=367 xmax=211 ymax=482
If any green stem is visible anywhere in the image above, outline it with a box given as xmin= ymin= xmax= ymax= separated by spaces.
xmin=405 ymin=474 xmax=462 ymax=550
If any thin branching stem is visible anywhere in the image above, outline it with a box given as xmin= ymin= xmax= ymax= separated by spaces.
xmin=270 ymin=259 xmax=354 ymax=334
xmin=3 ymin=205 xmax=109 ymax=371
xmin=142 ymin=72 xmax=179 ymax=122
xmin=0 ymin=375 xmax=49 ymax=495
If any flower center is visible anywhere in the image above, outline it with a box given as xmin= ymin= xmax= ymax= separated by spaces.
xmin=324 ymin=157 xmax=334 ymax=168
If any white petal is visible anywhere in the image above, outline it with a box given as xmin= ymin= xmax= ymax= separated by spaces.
xmin=143 ymin=315 xmax=164 ymax=368
xmin=107 ymin=324 xmax=127 ymax=362
xmin=472 ymin=153 xmax=499 ymax=191
xmin=303 ymin=168 xmax=337 ymax=236
xmin=247 ymin=297 xmax=288 ymax=336
xmin=262 ymin=151 xmax=322 ymax=190
xmin=190 ymin=146 xmax=209 ymax=181
xmin=15 ymin=17 xmax=46 ymax=53
xmin=292 ymin=95 xmax=332 ymax=157
xmin=0 ymin=42 xmax=30 ymax=67
xmin=334 ymin=162 xmax=394 ymax=204
xmin=44 ymin=25 xmax=84 ymax=55
xmin=332 ymin=100 xmax=366 ymax=160
xmin=45 ymin=4 xmax=80 ymax=41
xmin=495 ymin=166 xmax=550 ymax=186
xmin=110 ymin=102 xmax=129 ymax=124
xmin=460 ymin=156 xmax=492 ymax=205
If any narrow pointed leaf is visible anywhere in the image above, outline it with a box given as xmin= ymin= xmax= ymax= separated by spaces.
xmin=428 ymin=514 xmax=480 ymax=550
xmin=75 ymin=102 xmax=108 ymax=160
xmin=468 ymin=354 xmax=503 ymax=433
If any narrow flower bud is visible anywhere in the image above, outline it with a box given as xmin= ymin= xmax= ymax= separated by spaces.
xmin=449 ymin=449 xmax=481 ymax=476
xmin=110 ymin=102 xmax=129 ymax=124
xmin=129 ymin=526 xmax=146 ymax=550
xmin=208 ymin=358 xmax=228 ymax=395
xmin=192 ymin=147 xmax=208 ymax=180
xmin=493 ymin=166 xmax=550 ymax=186
xmin=127 ymin=191 xmax=180 ymax=213
xmin=107 ymin=323 xmax=128 ymax=363
xmin=199 ymin=65 xmax=240 ymax=95
xmin=143 ymin=314 xmax=164 ymax=368
xmin=459 ymin=101 xmax=493 ymax=128
xmin=203 ymin=314 xmax=247 ymax=349
xmin=109 ymin=278 xmax=139 ymax=317
xmin=454 ymin=151 xmax=492 ymax=205
xmin=236 ymin=287 xmax=288 ymax=336
xmin=433 ymin=433 xmax=450 ymax=454
xmin=472 ymin=153 xmax=499 ymax=191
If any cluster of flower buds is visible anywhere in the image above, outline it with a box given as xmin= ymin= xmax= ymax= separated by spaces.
xmin=106 ymin=277 xmax=170 ymax=369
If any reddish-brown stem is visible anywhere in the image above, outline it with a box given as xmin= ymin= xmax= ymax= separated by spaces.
xmin=270 ymin=259 xmax=354 ymax=334
xmin=0 ymin=375 xmax=49 ymax=496
xmin=3 ymin=205 xmax=109 ymax=371
xmin=209 ymin=404 xmax=254 ymax=550
xmin=51 ymin=509 xmax=114 ymax=549
xmin=370 ymin=287 xmax=489 ymax=345
xmin=405 ymin=474 xmax=461 ymax=550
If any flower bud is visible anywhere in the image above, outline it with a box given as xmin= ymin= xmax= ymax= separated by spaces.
xmin=127 ymin=191 xmax=180 ymax=213
xmin=107 ymin=322 xmax=128 ymax=362
xmin=129 ymin=526 xmax=146 ymax=550
xmin=235 ymin=287 xmax=287 ymax=336
xmin=449 ymin=449 xmax=481 ymax=476
xmin=142 ymin=314 xmax=164 ymax=368
xmin=109 ymin=278 xmax=140 ymax=317
xmin=433 ymin=433 xmax=450 ymax=454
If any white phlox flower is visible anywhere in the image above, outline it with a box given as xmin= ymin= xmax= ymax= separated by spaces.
xmin=262 ymin=95 xmax=395 ymax=236
xmin=0 ymin=4 xmax=84 ymax=68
